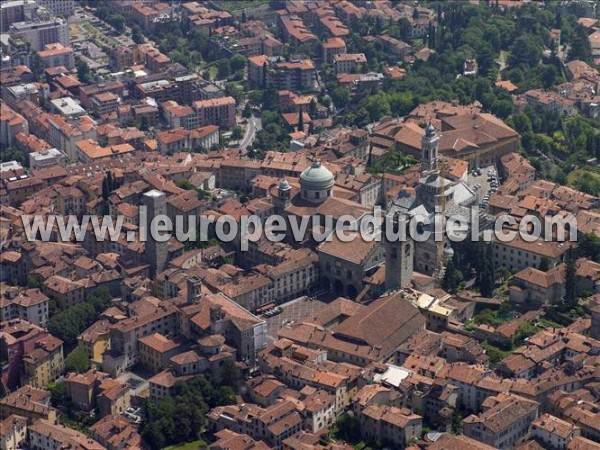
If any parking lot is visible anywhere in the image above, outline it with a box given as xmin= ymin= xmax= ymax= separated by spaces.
xmin=466 ymin=164 xmax=499 ymax=211
xmin=264 ymin=296 xmax=327 ymax=344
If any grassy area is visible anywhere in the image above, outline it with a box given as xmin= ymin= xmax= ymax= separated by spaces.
xmin=163 ymin=440 xmax=207 ymax=450
xmin=482 ymin=341 xmax=511 ymax=366
xmin=212 ymin=0 xmax=269 ymax=12
xmin=567 ymin=168 xmax=600 ymax=196
xmin=208 ymin=65 xmax=218 ymax=81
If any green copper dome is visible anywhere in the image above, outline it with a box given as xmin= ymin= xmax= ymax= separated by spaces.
xmin=300 ymin=160 xmax=334 ymax=190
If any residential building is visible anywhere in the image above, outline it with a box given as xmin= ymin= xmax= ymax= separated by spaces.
xmin=29 ymin=147 xmax=67 ymax=169
xmin=103 ymin=299 xmax=178 ymax=375
xmin=28 ymin=419 xmax=105 ymax=450
xmin=37 ymin=42 xmax=74 ymax=69
xmin=322 ymin=37 xmax=347 ymax=64
xmin=0 ymin=415 xmax=27 ymax=450
xmin=334 ymin=53 xmax=367 ymax=74
xmin=9 ymin=17 xmax=69 ymax=51
xmin=42 ymin=274 xmax=87 ymax=309
xmin=463 ymin=393 xmax=539 ymax=449
xmin=0 ymin=102 xmax=28 ymax=148
xmin=78 ymin=319 xmax=112 ymax=365
xmin=531 ymin=414 xmax=581 ymax=449
xmin=359 ymin=405 xmax=422 ymax=448
xmin=0 ymin=288 xmax=50 ymax=327
xmin=37 ymin=0 xmax=75 ymax=16
xmin=21 ymin=335 xmax=64 ymax=388
xmin=192 ymin=96 xmax=236 ymax=128
xmin=156 ymin=125 xmax=219 ymax=154
xmin=75 ymin=139 xmax=136 ymax=163
xmin=90 ymin=414 xmax=144 ymax=450
xmin=91 ymin=92 xmax=119 ymax=118
xmin=1 ymin=0 xmax=37 ymax=33
xmin=0 ymin=385 xmax=58 ymax=423
xmin=493 ymin=237 xmax=572 ymax=272
xmin=138 ymin=333 xmax=181 ymax=373
xmin=267 ymin=60 xmax=316 ymax=92
xmin=46 ymin=114 xmax=97 ymax=161
xmin=1 ymin=319 xmax=50 ymax=390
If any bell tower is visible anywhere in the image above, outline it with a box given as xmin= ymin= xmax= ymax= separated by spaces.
xmin=274 ymin=179 xmax=292 ymax=211
xmin=384 ymin=211 xmax=414 ymax=290
xmin=421 ymin=123 xmax=439 ymax=173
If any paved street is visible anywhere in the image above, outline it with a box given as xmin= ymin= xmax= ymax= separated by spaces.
xmin=264 ymin=296 xmax=327 ymax=344
xmin=240 ymin=115 xmax=262 ymax=149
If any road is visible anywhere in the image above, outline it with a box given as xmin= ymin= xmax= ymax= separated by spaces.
xmin=240 ymin=115 xmax=262 ymax=149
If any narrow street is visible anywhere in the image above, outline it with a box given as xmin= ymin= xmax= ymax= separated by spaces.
xmin=239 ymin=115 xmax=262 ymax=149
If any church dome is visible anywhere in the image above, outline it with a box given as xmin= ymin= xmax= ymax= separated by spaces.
xmin=300 ymin=160 xmax=334 ymax=190
xmin=425 ymin=123 xmax=436 ymax=136
xmin=279 ymin=179 xmax=291 ymax=190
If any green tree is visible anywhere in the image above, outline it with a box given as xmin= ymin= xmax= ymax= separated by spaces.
xmin=231 ymin=125 xmax=244 ymax=141
xmin=47 ymin=381 xmax=67 ymax=407
xmin=141 ymin=375 xmax=235 ymax=449
xmin=577 ymin=233 xmax=600 ymax=263
xmin=48 ymin=288 xmax=111 ymax=346
xmin=242 ymin=103 xmax=252 ymax=119
xmin=334 ymin=414 xmax=361 ymax=442
xmin=27 ymin=275 xmax=41 ymax=289
xmin=218 ymin=359 xmax=240 ymax=388
xmin=568 ymin=26 xmax=592 ymax=62
xmin=216 ymin=59 xmax=230 ymax=79
xmin=131 ymin=24 xmax=145 ymax=44
xmin=509 ymin=35 xmax=542 ymax=68
xmin=102 ymin=175 xmax=110 ymax=201
xmin=64 ymin=346 xmax=90 ymax=373
xmin=564 ymin=259 xmax=577 ymax=309
xmin=539 ymin=256 xmax=551 ymax=271
xmin=177 ymin=179 xmax=195 ymax=190
xmin=230 ymin=54 xmax=247 ymax=73
xmin=76 ymin=59 xmax=93 ymax=84
xmin=442 ymin=256 xmax=463 ymax=294
xmin=331 ymin=86 xmax=350 ymax=109
xmin=476 ymin=244 xmax=495 ymax=297
xmin=0 ymin=146 xmax=27 ymax=166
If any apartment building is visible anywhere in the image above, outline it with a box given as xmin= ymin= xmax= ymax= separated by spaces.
xmin=29 ymin=147 xmax=67 ymax=169
xmin=46 ymin=114 xmax=97 ymax=161
xmin=156 ymin=125 xmax=219 ymax=154
xmin=531 ymin=413 xmax=581 ymax=449
xmin=192 ymin=96 xmax=236 ymax=128
xmin=103 ymin=299 xmax=179 ymax=375
xmin=75 ymin=139 xmax=136 ymax=163
xmin=1 ymin=0 xmax=37 ymax=33
xmin=37 ymin=42 xmax=74 ymax=69
xmin=42 ymin=275 xmax=87 ymax=309
xmin=322 ymin=37 xmax=347 ymax=64
xmin=9 ymin=17 xmax=69 ymax=51
xmin=334 ymin=53 xmax=367 ymax=74
xmin=492 ymin=237 xmax=572 ymax=272
xmin=248 ymin=54 xmax=269 ymax=88
xmin=464 ymin=393 xmax=539 ymax=449
xmin=0 ymin=102 xmax=28 ymax=148
xmin=37 ymin=0 xmax=75 ymax=16
xmin=21 ymin=335 xmax=64 ymax=388
xmin=267 ymin=60 xmax=316 ymax=92
xmin=0 ymin=385 xmax=57 ymax=423
xmin=358 ymin=405 xmax=423 ymax=448
xmin=138 ymin=333 xmax=181 ymax=373
xmin=91 ymin=92 xmax=119 ymax=118
xmin=0 ymin=288 xmax=49 ymax=327
xmin=0 ymin=415 xmax=27 ymax=450
xmin=29 ymin=420 xmax=105 ymax=450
